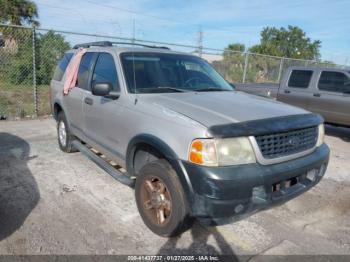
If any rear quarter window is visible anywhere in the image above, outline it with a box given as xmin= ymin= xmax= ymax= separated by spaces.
xmin=52 ymin=53 xmax=73 ymax=81
xmin=288 ymin=70 xmax=313 ymax=88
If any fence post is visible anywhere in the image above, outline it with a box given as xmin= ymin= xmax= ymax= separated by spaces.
xmin=277 ymin=57 xmax=284 ymax=83
xmin=242 ymin=52 xmax=249 ymax=83
xmin=32 ymin=26 xmax=38 ymax=117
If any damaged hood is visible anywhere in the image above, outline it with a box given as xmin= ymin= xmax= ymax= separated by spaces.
xmin=140 ymin=91 xmax=309 ymax=127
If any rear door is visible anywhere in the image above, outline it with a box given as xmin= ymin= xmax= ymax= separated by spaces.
xmin=63 ymin=52 xmax=96 ymax=137
xmin=277 ymin=69 xmax=315 ymax=110
xmin=309 ymin=70 xmax=350 ymax=126
xmin=83 ymin=52 xmax=125 ymax=162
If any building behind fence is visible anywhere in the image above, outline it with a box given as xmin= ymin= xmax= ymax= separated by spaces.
xmin=0 ymin=24 xmax=347 ymax=119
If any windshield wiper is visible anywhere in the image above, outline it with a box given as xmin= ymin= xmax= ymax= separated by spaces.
xmin=193 ymin=87 xmax=228 ymax=92
xmin=136 ymin=87 xmax=187 ymax=93
xmin=156 ymin=87 xmax=188 ymax=92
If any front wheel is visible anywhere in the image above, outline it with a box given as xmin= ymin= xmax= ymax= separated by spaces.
xmin=135 ymin=159 xmax=193 ymax=237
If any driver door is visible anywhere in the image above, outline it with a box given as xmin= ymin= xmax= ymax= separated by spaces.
xmin=83 ymin=52 xmax=125 ymax=162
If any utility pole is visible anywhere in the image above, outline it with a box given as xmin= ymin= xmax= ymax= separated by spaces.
xmin=197 ymin=28 xmax=203 ymax=57
xmin=32 ymin=26 xmax=38 ymax=117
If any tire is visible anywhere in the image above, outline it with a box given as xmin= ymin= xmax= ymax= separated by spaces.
xmin=57 ymin=111 xmax=77 ymax=153
xmin=135 ymin=159 xmax=193 ymax=237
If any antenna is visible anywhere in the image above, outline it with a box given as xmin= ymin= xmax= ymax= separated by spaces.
xmin=197 ymin=27 xmax=203 ymax=57
xmin=132 ymin=18 xmax=136 ymax=44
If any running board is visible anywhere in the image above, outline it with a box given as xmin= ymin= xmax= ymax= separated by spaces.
xmin=72 ymin=141 xmax=135 ymax=187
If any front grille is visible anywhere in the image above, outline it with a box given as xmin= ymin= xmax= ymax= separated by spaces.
xmin=255 ymin=127 xmax=318 ymax=159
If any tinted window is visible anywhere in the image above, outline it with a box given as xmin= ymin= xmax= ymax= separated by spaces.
xmin=77 ymin=52 xmax=95 ymax=90
xmin=318 ymin=71 xmax=350 ymax=93
xmin=53 ymin=53 xmax=73 ymax=81
xmin=288 ymin=70 xmax=313 ymax=88
xmin=92 ymin=53 xmax=119 ymax=91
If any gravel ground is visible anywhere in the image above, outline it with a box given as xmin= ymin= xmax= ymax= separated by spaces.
xmin=0 ymin=118 xmax=349 ymax=258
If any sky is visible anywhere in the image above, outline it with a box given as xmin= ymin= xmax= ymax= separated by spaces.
xmin=35 ymin=0 xmax=350 ymax=65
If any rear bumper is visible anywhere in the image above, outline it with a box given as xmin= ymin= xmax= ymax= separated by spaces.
xmin=182 ymin=144 xmax=330 ymax=225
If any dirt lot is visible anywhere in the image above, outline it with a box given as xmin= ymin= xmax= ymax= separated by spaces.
xmin=0 ymin=118 xmax=350 ymax=258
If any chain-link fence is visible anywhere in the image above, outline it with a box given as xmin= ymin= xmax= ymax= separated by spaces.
xmin=204 ymin=50 xmax=346 ymax=85
xmin=0 ymin=25 xmax=35 ymax=118
xmin=0 ymin=24 xmax=348 ymax=119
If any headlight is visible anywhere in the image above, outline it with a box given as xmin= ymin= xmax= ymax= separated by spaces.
xmin=316 ymin=124 xmax=325 ymax=147
xmin=216 ymin=137 xmax=256 ymax=166
xmin=189 ymin=137 xmax=256 ymax=166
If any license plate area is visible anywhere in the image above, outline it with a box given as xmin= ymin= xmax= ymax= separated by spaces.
xmin=272 ymin=176 xmax=299 ymax=193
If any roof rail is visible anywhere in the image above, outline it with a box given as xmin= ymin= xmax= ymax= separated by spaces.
xmin=111 ymin=42 xmax=170 ymax=50
xmin=73 ymin=41 xmax=112 ymax=49
xmin=73 ymin=41 xmax=170 ymax=50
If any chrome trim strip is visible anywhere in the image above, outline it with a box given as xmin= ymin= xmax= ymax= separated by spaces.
xmin=249 ymin=136 xmax=317 ymax=165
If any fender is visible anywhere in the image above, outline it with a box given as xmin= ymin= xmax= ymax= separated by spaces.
xmin=53 ymin=99 xmax=73 ymax=129
xmin=53 ymin=99 xmax=65 ymax=120
xmin=126 ymin=134 xmax=195 ymax=205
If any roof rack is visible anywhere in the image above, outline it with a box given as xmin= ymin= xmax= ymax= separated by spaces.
xmin=73 ymin=41 xmax=170 ymax=50
xmin=73 ymin=41 xmax=112 ymax=49
xmin=111 ymin=42 xmax=170 ymax=50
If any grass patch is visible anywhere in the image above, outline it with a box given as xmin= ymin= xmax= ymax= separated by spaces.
xmin=0 ymin=80 xmax=51 ymax=118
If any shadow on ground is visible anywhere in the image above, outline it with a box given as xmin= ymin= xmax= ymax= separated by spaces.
xmin=0 ymin=133 xmax=40 ymax=241
xmin=325 ymin=124 xmax=350 ymax=142
xmin=157 ymin=223 xmax=237 ymax=261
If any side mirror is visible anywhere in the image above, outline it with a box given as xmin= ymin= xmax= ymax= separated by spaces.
xmin=92 ymin=82 xmax=111 ymax=96
xmin=92 ymin=82 xmax=120 ymax=99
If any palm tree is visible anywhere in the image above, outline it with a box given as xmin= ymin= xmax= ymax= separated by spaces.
xmin=0 ymin=0 xmax=39 ymax=26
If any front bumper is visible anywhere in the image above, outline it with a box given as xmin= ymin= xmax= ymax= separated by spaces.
xmin=182 ymin=144 xmax=330 ymax=225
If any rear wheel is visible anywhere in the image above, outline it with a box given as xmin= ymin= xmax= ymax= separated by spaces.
xmin=57 ymin=112 xmax=77 ymax=153
xmin=135 ymin=159 xmax=193 ymax=237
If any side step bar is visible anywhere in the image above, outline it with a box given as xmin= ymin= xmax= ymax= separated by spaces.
xmin=72 ymin=141 xmax=135 ymax=187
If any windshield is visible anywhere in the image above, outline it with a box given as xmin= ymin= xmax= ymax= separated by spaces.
xmin=120 ymin=52 xmax=233 ymax=93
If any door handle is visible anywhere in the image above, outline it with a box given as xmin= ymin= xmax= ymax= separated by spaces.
xmin=284 ymin=90 xmax=291 ymax=94
xmin=313 ymin=93 xmax=321 ymax=97
xmin=84 ymin=97 xmax=93 ymax=105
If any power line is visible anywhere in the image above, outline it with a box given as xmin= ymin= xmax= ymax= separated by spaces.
xmin=84 ymin=0 xmax=199 ymax=26
xmin=38 ymin=2 xmax=99 ymax=32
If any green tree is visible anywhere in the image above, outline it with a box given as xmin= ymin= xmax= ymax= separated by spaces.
xmin=7 ymin=31 xmax=70 ymax=85
xmin=0 ymin=0 xmax=39 ymax=26
xmin=249 ymin=25 xmax=321 ymax=60
xmin=224 ymin=43 xmax=245 ymax=56
xmin=0 ymin=0 xmax=39 ymax=53
xmin=36 ymin=31 xmax=70 ymax=84
xmin=212 ymin=43 xmax=247 ymax=83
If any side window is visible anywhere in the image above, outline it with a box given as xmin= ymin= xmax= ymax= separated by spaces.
xmin=53 ymin=53 xmax=73 ymax=81
xmin=92 ymin=53 xmax=119 ymax=91
xmin=77 ymin=52 xmax=95 ymax=90
xmin=318 ymin=71 xmax=350 ymax=93
xmin=288 ymin=70 xmax=313 ymax=88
